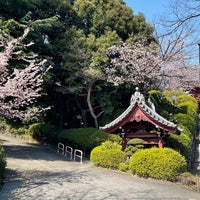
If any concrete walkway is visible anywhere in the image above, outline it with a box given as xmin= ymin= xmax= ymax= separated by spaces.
xmin=0 ymin=134 xmax=200 ymax=200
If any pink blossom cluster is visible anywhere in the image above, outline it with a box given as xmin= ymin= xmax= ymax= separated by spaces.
xmin=163 ymin=65 xmax=200 ymax=91
xmin=105 ymin=40 xmax=162 ymax=90
xmin=0 ymin=27 xmax=51 ymax=119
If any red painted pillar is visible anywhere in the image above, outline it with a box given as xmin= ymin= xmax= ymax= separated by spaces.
xmin=158 ymin=137 xmax=164 ymax=148
xmin=122 ymin=137 xmax=127 ymax=151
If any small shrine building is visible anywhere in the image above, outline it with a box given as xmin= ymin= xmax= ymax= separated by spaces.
xmin=100 ymin=89 xmax=181 ymax=151
xmin=190 ymin=87 xmax=200 ymax=110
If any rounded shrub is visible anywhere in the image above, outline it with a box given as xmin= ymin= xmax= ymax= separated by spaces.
xmin=125 ymin=138 xmax=144 ymax=157
xmin=129 ymin=148 xmax=187 ymax=181
xmin=127 ymin=138 xmax=144 ymax=145
xmin=90 ymin=141 xmax=125 ymax=169
xmin=28 ymin=123 xmax=58 ymax=145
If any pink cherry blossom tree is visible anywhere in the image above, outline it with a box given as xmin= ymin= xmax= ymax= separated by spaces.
xmin=0 ymin=27 xmax=51 ymax=119
xmin=105 ymin=39 xmax=163 ymax=92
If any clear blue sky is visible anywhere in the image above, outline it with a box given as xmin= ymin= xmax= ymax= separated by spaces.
xmin=124 ymin=0 xmax=169 ymax=23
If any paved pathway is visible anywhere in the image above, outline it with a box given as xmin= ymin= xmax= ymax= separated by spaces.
xmin=0 ymin=134 xmax=200 ymax=200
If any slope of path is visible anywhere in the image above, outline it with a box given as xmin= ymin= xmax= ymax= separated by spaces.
xmin=0 ymin=134 xmax=200 ymax=200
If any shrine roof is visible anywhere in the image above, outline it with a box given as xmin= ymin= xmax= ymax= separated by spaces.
xmin=100 ymin=89 xmax=180 ymax=133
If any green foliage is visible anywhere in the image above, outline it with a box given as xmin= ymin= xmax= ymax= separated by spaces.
xmin=118 ymin=161 xmax=129 ymax=172
xmin=163 ymin=90 xmax=186 ymax=103
xmin=167 ymin=131 xmax=192 ymax=159
xmin=125 ymin=138 xmax=144 ymax=157
xmin=0 ymin=119 xmax=28 ymax=135
xmin=99 ymin=107 xmax=125 ymax=126
xmin=10 ymin=127 xmax=27 ymax=135
xmin=0 ymin=118 xmax=7 ymax=133
xmin=90 ymin=141 xmax=125 ymax=169
xmin=58 ymin=128 xmax=121 ymax=153
xmin=150 ymin=90 xmax=198 ymax=160
xmin=0 ymin=0 xmax=34 ymax=20
xmin=0 ymin=0 xmax=155 ymax=129
xmin=89 ymin=30 xmax=121 ymax=68
xmin=173 ymin=113 xmax=195 ymax=133
xmin=73 ymin=0 xmax=153 ymax=40
xmin=127 ymin=138 xmax=144 ymax=145
xmin=0 ymin=143 xmax=6 ymax=183
xmin=148 ymin=90 xmax=179 ymax=119
xmin=22 ymin=116 xmax=40 ymax=126
xmin=178 ymin=101 xmax=198 ymax=117
xmin=129 ymin=148 xmax=187 ymax=181
xmin=28 ymin=123 xmax=58 ymax=145
xmin=1 ymin=19 xmax=25 ymax=37
xmin=176 ymin=94 xmax=197 ymax=105
xmin=177 ymin=172 xmax=197 ymax=187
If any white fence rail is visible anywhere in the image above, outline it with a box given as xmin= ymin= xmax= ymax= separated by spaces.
xmin=74 ymin=149 xmax=83 ymax=164
xmin=57 ymin=143 xmax=65 ymax=155
xmin=57 ymin=143 xmax=83 ymax=164
xmin=65 ymin=146 xmax=73 ymax=160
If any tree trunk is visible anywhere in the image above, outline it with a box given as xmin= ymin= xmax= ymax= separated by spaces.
xmin=87 ymin=84 xmax=98 ymax=128
xmin=75 ymin=95 xmax=88 ymax=127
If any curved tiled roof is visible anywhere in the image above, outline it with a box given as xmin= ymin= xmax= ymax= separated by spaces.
xmin=100 ymin=89 xmax=180 ymax=132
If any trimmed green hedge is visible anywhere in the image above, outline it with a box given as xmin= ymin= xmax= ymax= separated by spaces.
xmin=167 ymin=125 xmax=192 ymax=158
xmin=129 ymin=148 xmax=187 ymax=181
xmin=148 ymin=90 xmax=176 ymax=119
xmin=58 ymin=128 xmax=121 ymax=154
xmin=28 ymin=123 xmax=58 ymax=145
xmin=90 ymin=141 xmax=125 ymax=169
xmin=178 ymin=101 xmax=198 ymax=117
xmin=176 ymin=94 xmax=198 ymax=105
xmin=173 ymin=113 xmax=195 ymax=134
xmin=156 ymin=90 xmax=198 ymax=160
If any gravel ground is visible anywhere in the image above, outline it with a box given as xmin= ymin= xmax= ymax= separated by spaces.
xmin=0 ymin=134 xmax=200 ymax=200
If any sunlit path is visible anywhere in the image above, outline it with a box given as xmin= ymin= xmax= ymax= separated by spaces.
xmin=0 ymin=134 xmax=200 ymax=200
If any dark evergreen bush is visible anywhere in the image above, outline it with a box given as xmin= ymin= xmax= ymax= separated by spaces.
xmin=129 ymin=148 xmax=187 ymax=181
xmin=28 ymin=123 xmax=58 ymax=145
xmin=90 ymin=141 xmax=125 ymax=169
xmin=58 ymin=128 xmax=121 ymax=154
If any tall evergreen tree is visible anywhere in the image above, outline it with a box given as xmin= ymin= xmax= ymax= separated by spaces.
xmin=0 ymin=0 xmax=155 ymax=128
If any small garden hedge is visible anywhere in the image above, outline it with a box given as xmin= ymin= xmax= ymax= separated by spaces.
xmin=58 ymin=128 xmax=121 ymax=154
xmin=90 ymin=141 xmax=125 ymax=169
xmin=173 ymin=113 xmax=195 ymax=134
xmin=129 ymin=148 xmax=187 ymax=181
xmin=167 ymin=126 xmax=192 ymax=159
xmin=28 ymin=123 xmax=58 ymax=145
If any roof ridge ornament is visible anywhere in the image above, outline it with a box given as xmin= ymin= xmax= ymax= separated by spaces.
xmin=131 ymin=87 xmax=145 ymax=103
